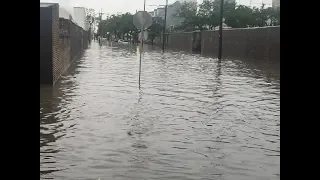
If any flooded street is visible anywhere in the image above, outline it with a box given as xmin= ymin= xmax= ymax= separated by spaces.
xmin=40 ymin=43 xmax=280 ymax=180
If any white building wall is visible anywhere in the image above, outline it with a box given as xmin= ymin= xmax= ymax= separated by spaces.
xmin=59 ymin=7 xmax=72 ymax=19
xmin=73 ymin=7 xmax=89 ymax=31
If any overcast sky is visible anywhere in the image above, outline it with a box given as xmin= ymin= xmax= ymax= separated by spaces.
xmin=40 ymin=0 xmax=272 ymax=15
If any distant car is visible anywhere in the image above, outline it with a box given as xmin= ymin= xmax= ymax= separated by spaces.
xmin=118 ymin=39 xmax=129 ymax=44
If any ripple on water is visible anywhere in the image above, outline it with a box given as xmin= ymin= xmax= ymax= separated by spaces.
xmin=40 ymin=43 xmax=280 ymax=180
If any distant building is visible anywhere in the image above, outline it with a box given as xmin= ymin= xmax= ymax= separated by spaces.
xmin=166 ymin=1 xmax=183 ymax=29
xmin=152 ymin=1 xmax=183 ymax=30
xmin=272 ymin=0 xmax=280 ymax=8
xmin=73 ymin=7 xmax=89 ymax=31
xmin=155 ymin=7 xmax=165 ymax=18
xmin=59 ymin=7 xmax=73 ymax=20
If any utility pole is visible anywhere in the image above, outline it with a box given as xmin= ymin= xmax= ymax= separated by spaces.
xmin=162 ymin=0 xmax=168 ymax=53
xmin=142 ymin=0 xmax=146 ymax=48
xmin=98 ymin=9 xmax=104 ymax=44
xmin=139 ymin=0 xmax=146 ymax=89
xmin=218 ymin=0 xmax=224 ymax=60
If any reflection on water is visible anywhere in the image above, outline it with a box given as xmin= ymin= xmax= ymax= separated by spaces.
xmin=40 ymin=43 xmax=280 ymax=180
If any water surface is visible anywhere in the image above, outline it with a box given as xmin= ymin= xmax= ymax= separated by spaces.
xmin=40 ymin=43 xmax=280 ymax=180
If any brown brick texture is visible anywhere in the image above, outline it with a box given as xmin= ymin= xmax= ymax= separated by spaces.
xmin=51 ymin=4 xmax=60 ymax=84
xmin=40 ymin=3 xmax=89 ymax=85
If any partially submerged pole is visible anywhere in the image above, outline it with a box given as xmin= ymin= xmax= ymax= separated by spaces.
xmin=162 ymin=0 xmax=168 ymax=53
xmin=218 ymin=0 xmax=224 ymax=60
xmin=139 ymin=0 xmax=146 ymax=88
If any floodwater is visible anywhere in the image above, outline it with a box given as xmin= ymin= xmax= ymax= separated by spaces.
xmin=40 ymin=43 xmax=280 ymax=180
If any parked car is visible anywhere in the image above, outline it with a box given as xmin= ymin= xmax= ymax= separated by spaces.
xmin=118 ymin=39 xmax=129 ymax=44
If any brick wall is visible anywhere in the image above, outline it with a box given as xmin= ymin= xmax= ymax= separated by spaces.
xmin=40 ymin=3 xmax=89 ymax=85
xmin=154 ymin=32 xmax=201 ymax=53
xmin=59 ymin=18 xmax=71 ymax=80
xmin=53 ymin=19 xmax=88 ymax=85
xmin=168 ymin=32 xmax=193 ymax=53
xmin=201 ymin=26 xmax=280 ymax=62
xmin=69 ymin=21 xmax=88 ymax=61
xmin=154 ymin=34 xmax=169 ymax=46
xmin=192 ymin=32 xmax=201 ymax=53
xmin=51 ymin=4 xmax=60 ymax=84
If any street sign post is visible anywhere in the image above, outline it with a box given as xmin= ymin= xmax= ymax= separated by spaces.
xmin=139 ymin=31 xmax=148 ymax=41
xmin=133 ymin=11 xmax=152 ymax=31
xmin=133 ymin=10 xmax=152 ymax=89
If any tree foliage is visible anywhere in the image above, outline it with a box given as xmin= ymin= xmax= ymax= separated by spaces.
xmin=97 ymin=12 xmax=165 ymax=43
xmin=85 ymin=8 xmax=95 ymax=28
xmin=147 ymin=17 xmax=164 ymax=43
xmin=95 ymin=0 xmax=280 ymax=42
xmin=98 ymin=13 xmax=137 ymax=40
xmin=174 ymin=0 xmax=280 ymax=31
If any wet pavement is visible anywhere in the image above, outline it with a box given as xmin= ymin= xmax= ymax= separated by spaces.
xmin=40 ymin=42 xmax=280 ymax=180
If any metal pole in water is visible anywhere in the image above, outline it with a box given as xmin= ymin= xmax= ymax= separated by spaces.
xmin=162 ymin=0 xmax=168 ymax=53
xmin=218 ymin=0 xmax=224 ymax=60
xmin=141 ymin=0 xmax=146 ymax=48
xmin=139 ymin=0 xmax=146 ymax=89
xmin=139 ymin=46 xmax=142 ymax=88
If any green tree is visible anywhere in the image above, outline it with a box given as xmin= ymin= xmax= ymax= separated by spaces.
xmin=118 ymin=13 xmax=134 ymax=39
xmin=147 ymin=17 xmax=164 ymax=45
xmin=85 ymin=8 xmax=95 ymax=41
xmin=224 ymin=5 xmax=254 ymax=28
xmin=198 ymin=0 xmax=219 ymax=30
xmin=175 ymin=0 xmax=237 ymax=30
xmin=211 ymin=0 xmax=236 ymax=16
xmin=99 ymin=14 xmax=121 ymax=38
xmin=98 ymin=13 xmax=140 ymax=42
xmin=96 ymin=3 xmax=280 ymax=44
xmin=85 ymin=8 xmax=95 ymax=28
xmin=270 ymin=7 xmax=280 ymax=26
xmin=249 ymin=4 xmax=276 ymax=27
xmin=174 ymin=1 xmax=199 ymax=31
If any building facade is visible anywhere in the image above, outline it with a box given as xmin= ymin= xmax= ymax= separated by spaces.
xmin=151 ymin=1 xmax=183 ymax=29
xmin=166 ymin=1 xmax=183 ymax=29
xmin=73 ymin=7 xmax=89 ymax=31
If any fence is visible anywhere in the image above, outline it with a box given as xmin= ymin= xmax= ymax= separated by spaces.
xmin=154 ymin=31 xmax=201 ymax=53
xmin=201 ymin=26 xmax=280 ymax=62
xmin=69 ymin=20 xmax=89 ymax=61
